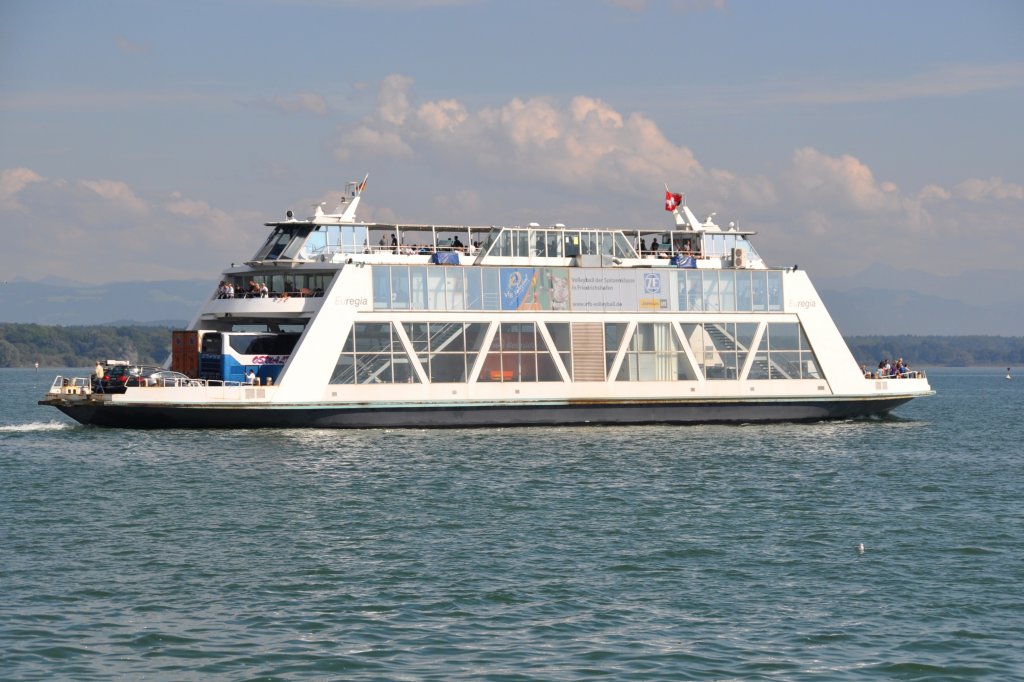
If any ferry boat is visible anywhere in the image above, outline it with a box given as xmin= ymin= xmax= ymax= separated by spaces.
xmin=41 ymin=179 xmax=933 ymax=428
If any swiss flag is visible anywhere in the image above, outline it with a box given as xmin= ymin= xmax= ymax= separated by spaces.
xmin=665 ymin=191 xmax=683 ymax=211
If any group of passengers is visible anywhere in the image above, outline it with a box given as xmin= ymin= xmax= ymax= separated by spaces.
xmin=372 ymin=235 xmax=479 ymax=256
xmin=217 ymin=280 xmax=271 ymax=299
xmin=247 ymin=280 xmax=270 ymax=297
xmin=866 ymin=358 xmax=916 ymax=379
xmin=637 ymin=237 xmax=696 ymax=258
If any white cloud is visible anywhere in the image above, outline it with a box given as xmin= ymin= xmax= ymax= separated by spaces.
xmin=80 ymin=179 xmax=149 ymax=215
xmin=334 ymin=125 xmax=414 ymax=160
xmin=779 ymin=149 xmax=1023 ymax=250
xmin=954 ymin=177 xmax=1024 ymax=201
xmin=377 ymin=74 xmax=415 ymax=125
xmin=0 ymin=167 xmax=44 ymax=211
xmin=3 ymin=83 xmax=1022 ymax=284
xmin=0 ymin=169 xmax=260 ymax=282
xmin=918 ymin=184 xmax=951 ymax=202
xmin=786 ymin=147 xmax=900 ymax=213
xmin=326 ymin=76 xmax=1013 ymax=275
xmin=334 ymin=75 xmax=716 ymax=198
xmin=759 ymin=148 xmax=1024 ymax=275
xmin=269 ymin=92 xmax=329 ymax=116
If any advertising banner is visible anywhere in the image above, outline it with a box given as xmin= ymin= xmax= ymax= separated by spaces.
xmin=500 ymin=268 xmax=571 ymax=311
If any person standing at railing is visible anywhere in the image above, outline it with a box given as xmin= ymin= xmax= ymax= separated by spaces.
xmin=93 ymin=360 xmax=105 ymax=393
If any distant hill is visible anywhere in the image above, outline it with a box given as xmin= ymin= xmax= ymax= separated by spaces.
xmin=814 ymin=264 xmax=1023 ymax=336
xmin=1 ymin=267 xmax=1022 ymax=335
xmin=819 ymin=288 xmax=1019 ymax=337
xmin=2 ymin=322 xmax=1021 ymax=369
xmin=0 ymin=278 xmax=208 ymax=326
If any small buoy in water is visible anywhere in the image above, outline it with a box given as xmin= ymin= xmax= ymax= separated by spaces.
xmin=1006 ymin=368 xmax=1012 ymax=380
xmin=856 ymin=543 xmax=865 ymax=554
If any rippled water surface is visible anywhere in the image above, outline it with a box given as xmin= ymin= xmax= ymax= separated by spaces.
xmin=3 ymin=367 xmax=1023 ymax=679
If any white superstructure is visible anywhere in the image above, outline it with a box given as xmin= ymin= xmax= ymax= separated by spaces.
xmin=42 ymin=180 xmax=933 ymax=428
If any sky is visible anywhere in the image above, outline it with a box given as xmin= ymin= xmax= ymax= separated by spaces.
xmin=1 ymin=0 xmax=1022 ymax=287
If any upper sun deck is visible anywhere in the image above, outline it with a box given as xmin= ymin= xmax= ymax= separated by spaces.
xmin=245 ymin=178 xmax=766 ymax=271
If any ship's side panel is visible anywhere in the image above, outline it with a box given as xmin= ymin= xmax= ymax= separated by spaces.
xmin=782 ymin=271 xmax=865 ymax=394
xmin=272 ymin=266 xmax=364 ymax=403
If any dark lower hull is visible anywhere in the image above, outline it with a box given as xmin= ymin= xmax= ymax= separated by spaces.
xmin=45 ymin=396 xmax=918 ymax=429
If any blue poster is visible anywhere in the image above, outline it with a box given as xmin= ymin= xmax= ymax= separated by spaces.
xmin=500 ymin=268 xmax=536 ymax=310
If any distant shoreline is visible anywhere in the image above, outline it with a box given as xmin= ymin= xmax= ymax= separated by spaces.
xmin=1 ymin=323 xmax=1021 ymax=369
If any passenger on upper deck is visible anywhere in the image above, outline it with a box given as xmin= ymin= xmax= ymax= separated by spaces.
xmin=452 ymin=236 xmax=464 ymax=251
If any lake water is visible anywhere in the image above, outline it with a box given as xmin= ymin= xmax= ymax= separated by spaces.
xmin=2 ymin=367 xmax=1022 ymax=680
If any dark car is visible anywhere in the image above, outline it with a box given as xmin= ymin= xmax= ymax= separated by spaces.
xmin=95 ymin=364 xmax=153 ymax=393
xmin=125 ymin=368 xmax=195 ymax=388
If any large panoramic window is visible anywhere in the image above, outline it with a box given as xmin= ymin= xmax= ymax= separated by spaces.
xmin=545 ymin=322 xmax=573 ymax=377
xmin=404 ymin=322 xmax=488 ymax=383
xmin=677 ymin=270 xmax=783 ymax=313
xmin=614 ymin=323 xmax=694 ymax=381
xmin=330 ymin=322 xmax=419 ymax=384
xmin=374 ymin=265 xmax=786 ymax=314
xmin=604 ymin=322 xmax=629 ymax=375
xmin=478 ymin=323 xmax=561 ymax=382
xmin=682 ymin=322 xmax=758 ymax=380
xmin=747 ymin=322 xmax=821 ymax=380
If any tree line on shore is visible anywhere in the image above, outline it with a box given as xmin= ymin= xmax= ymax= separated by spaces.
xmin=844 ymin=335 xmax=1024 ymax=368
xmin=0 ymin=323 xmax=1022 ymax=369
xmin=0 ymin=324 xmax=172 ymax=368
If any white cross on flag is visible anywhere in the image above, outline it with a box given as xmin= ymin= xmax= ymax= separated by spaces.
xmin=664 ymin=190 xmax=683 ymax=212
